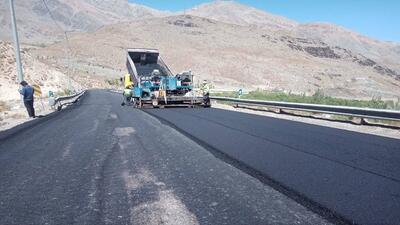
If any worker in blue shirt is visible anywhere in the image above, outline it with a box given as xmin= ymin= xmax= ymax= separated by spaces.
xmin=19 ymin=81 xmax=35 ymax=118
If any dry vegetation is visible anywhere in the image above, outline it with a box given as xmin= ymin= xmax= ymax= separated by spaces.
xmin=0 ymin=100 xmax=10 ymax=112
xmin=215 ymin=90 xmax=400 ymax=110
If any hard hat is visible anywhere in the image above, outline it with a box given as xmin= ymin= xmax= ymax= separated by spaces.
xmin=152 ymin=69 xmax=160 ymax=75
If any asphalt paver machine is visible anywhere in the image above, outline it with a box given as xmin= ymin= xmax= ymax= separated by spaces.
xmin=125 ymin=48 xmax=210 ymax=108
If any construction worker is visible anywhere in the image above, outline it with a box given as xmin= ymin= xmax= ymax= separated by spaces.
xmin=19 ymin=80 xmax=35 ymax=118
xmin=200 ymin=80 xmax=210 ymax=94
xmin=124 ymin=74 xmax=133 ymax=88
xmin=200 ymin=80 xmax=211 ymax=107
xmin=121 ymin=74 xmax=134 ymax=106
xmin=121 ymin=85 xmax=133 ymax=106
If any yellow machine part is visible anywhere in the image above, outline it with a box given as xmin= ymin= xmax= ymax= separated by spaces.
xmin=159 ymin=90 xmax=167 ymax=97
xmin=124 ymin=74 xmax=133 ymax=88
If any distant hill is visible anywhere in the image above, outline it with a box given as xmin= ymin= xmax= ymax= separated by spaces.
xmin=294 ymin=22 xmax=400 ymax=71
xmin=186 ymin=0 xmax=298 ymax=30
xmin=0 ymin=0 xmax=169 ymax=43
xmin=186 ymin=1 xmax=400 ymax=73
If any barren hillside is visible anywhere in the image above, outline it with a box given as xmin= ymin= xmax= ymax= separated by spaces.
xmin=186 ymin=1 xmax=400 ymax=73
xmin=187 ymin=0 xmax=298 ymax=30
xmin=0 ymin=0 xmax=169 ymax=43
xmin=35 ymin=15 xmax=400 ymax=99
xmin=294 ymin=23 xmax=400 ymax=71
xmin=0 ymin=41 xmax=82 ymax=101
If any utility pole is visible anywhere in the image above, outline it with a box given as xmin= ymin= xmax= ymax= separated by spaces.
xmin=65 ymin=31 xmax=72 ymax=94
xmin=9 ymin=0 xmax=24 ymax=83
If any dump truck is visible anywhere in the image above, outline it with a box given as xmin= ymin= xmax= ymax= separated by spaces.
xmin=125 ymin=48 xmax=210 ymax=108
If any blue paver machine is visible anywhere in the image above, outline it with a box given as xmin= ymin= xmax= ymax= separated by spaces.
xmin=126 ymin=48 xmax=210 ymax=108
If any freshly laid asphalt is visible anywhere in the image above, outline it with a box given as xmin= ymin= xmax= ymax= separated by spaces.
xmin=144 ymin=106 xmax=400 ymax=225
xmin=0 ymin=90 xmax=331 ymax=225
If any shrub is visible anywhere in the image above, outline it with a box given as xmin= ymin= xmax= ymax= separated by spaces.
xmin=215 ymin=90 xmax=398 ymax=110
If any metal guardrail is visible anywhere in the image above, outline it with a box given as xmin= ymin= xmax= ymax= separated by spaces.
xmin=53 ymin=90 xmax=86 ymax=111
xmin=210 ymin=96 xmax=400 ymax=121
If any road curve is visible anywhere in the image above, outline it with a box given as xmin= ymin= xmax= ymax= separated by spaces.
xmin=0 ymin=90 xmax=329 ymax=225
xmin=144 ymin=107 xmax=400 ymax=225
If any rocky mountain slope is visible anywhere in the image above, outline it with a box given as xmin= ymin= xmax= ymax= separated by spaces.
xmin=0 ymin=0 xmax=168 ymax=43
xmin=186 ymin=1 xmax=298 ymax=30
xmin=186 ymin=1 xmax=400 ymax=72
xmin=0 ymin=41 xmax=82 ymax=101
xmin=35 ymin=15 xmax=400 ymax=99
xmin=294 ymin=23 xmax=400 ymax=72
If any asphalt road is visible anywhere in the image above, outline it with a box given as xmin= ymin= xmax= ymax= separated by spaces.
xmin=144 ymin=106 xmax=400 ymax=225
xmin=0 ymin=90 xmax=330 ymax=225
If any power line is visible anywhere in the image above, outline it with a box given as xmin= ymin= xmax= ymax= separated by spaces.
xmin=41 ymin=0 xmax=64 ymax=32
xmin=41 ymin=0 xmax=73 ymax=92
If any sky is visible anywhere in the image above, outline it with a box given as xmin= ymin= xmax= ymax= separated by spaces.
xmin=129 ymin=0 xmax=400 ymax=42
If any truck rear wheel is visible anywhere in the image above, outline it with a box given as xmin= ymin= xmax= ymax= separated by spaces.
xmin=152 ymin=99 xmax=159 ymax=108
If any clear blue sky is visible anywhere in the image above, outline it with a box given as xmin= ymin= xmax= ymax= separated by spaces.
xmin=129 ymin=0 xmax=400 ymax=42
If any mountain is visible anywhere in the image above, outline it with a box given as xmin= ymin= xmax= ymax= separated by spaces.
xmin=34 ymin=15 xmax=400 ymax=99
xmin=294 ymin=23 xmax=400 ymax=71
xmin=0 ymin=0 xmax=169 ymax=43
xmin=186 ymin=0 xmax=298 ymax=30
xmin=186 ymin=1 xmax=400 ymax=71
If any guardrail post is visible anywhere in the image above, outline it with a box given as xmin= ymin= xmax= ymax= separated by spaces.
xmin=351 ymin=117 xmax=368 ymax=125
xmin=57 ymin=100 xmax=62 ymax=111
xmin=361 ymin=118 xmax=368 ymax=125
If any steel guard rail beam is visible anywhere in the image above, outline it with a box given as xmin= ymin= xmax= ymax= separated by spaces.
xmin=210 ymin=96 xmax=400 ymax=121
xmin=54 ymin=90 xmax=86 ymax=111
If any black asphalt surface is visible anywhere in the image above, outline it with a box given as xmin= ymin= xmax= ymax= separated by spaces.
xmin=144 ymin=107 xmax=400 ymax=225
xmin=211 ymin=96 xmax=400 ymax=120
xmin=0 ymin=90 xmax=330 ymax=225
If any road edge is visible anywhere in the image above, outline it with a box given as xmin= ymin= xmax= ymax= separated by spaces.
xmin=0 ymin=92 xmax=87 ymax=142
